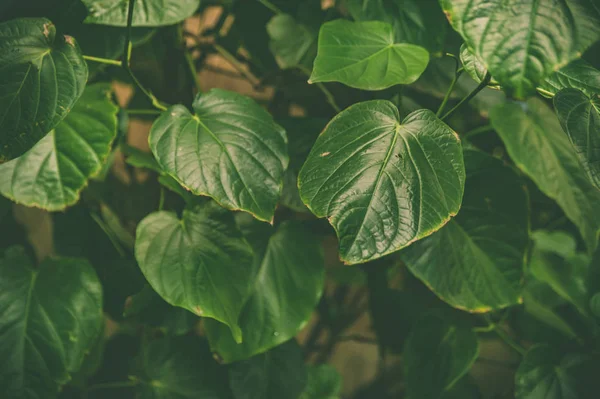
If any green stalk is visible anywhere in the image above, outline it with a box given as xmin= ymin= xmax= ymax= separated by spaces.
xmin=441 ymin=73 xmax=491 ymax=121
xmin=257 ymin=0 xmax=283 ymax=14
xmin=83 ymin=55 xmax=122 ymax=66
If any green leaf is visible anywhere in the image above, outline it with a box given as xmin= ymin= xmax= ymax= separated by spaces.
xmin=403 ymin=312 xmax=479 ymax=399
xmin=300 ymin=365 xmax=342 ymax=399
xmin=81 ymin=0 xmax=200 ymax=27
xmin=298 ymin=101 xmax=465 ymax=264
xmin=540 ymin=59 xmax=600 ymax=98
xmin=0 ymin=246 xmax=103 ymax=398
xmin=228 ymin=340 xmax=307 ymax=399
xmin=401 ymin=148 xmax=528 ymax=312
xmin=0 ymin=18 xmax=88 ymax=160
xmin=554 ymin=88 xmax=600 ymax=188
xmin=134 ymin=335 xmax=228 ymax=398
xmin=441 ymin=0 xmax=600 ymax=98
xmin=491 ymin=98 xmax=600 ymax=253
xmin=0 ymin=83 xmax=119 ymax=210
xmin=309 ymin=20 xmax=430 ymax=90
xmin=134 ymin=202 xmax=255 ymax=343
xmin=205 ymin=221 xmax=324 ymax=363
xmin=267 ymin=14 xmax=317 ymax=70
xmin=149 ymin=89 xmax=288 ymax=223
xmin=459 ymin=44 xmax=500 ymax=89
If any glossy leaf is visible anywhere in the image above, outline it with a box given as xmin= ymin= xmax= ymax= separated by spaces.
xmin=0 ymin=84 xmax=119 ymax=210
xmin=267 ymin=14 xmax=317 ymax=70
xmin=81 ymin=0 xmax=200 ymax=27
xmin=309 ymin=20 xmax=430 ymax=90
xmin=205 ymin=220 xmax=324 ymax=363
xmin=402 ymin=148 xmax=528 ymax=312
xmin=0 ymin=247 xmax=103 ymax=398
xmin=228 ymin=340 xmax=307 ymax=399
xmin=149 ymin=89 xmax=288 ymax=223
xmin=441 ymin=0 xmax=600 ymax=98
xmin=403 ymin=312 xmax=479 ymax=399
xmin=540 ymin=59 xmax=600 ymax=97
xmin=300 ymin=365 xmax=342 ymax=399
xmin=298 ymin=101 xmax=465 ymax=264
xmin=0 ymin=18 xmax=88 ymax=160
xmin=459 ymin=44 xmax=500 ymax=89
xmin=491 ymin=99 xmax=600 ymax=253
xmin=134 ymin=202 xmax=255 ymax=343
xmin=554 ymin=88 xmax=600 ymax=188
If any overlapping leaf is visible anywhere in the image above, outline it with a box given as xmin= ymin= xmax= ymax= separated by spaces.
xmin=82 ymin=0 xmax=200 ymax=27
xmin=298 ymin=101 xmax=465 ymax=264
xmin=0 ymin=18 xmax=88 ymax=160
xmin=459 ymin=44 xmax=500 ymax=89
xmin=540 ymin=59 xmax=600 ymax=97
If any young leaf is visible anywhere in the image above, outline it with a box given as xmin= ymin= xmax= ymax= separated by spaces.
xmin=540 ymin=59 xmax=600 ymax=98
xmin=228 ymin=340 xmax=308 ymax=399
xmin=205 ymin=221 xmax=324 ymax=363
xmin=300 ymin=365 xmax=342 ymax=399
xmin=403 ymin=312 xmax=479 ymax=399
xmin=491 ymin=99 xmax=600 ymax=253
xmin=134 ymin=202 xmax=255 ymax=343
xmin=81 ymin=0 xmax=200 ymax=27
xmin=441 ymin=0 xmax=600 ymax=98
xmin=554 ymin=88 xmax=600 ymax=188
xmin=0 ymin=18 xmax=88 ymax=160
xmin=0 ymin=84 xmax=119 ymax=210
xmin=0 ymin=247 xmax=103 ymax=398
xmin=309 ymin=20 xmax=430 ymax=90
xmin=402 ymin=148 xmax=528 ymax=312
xmin=267 ymin=14 xmax=317 ymax=70
xmin=149 ymin=89 xmax=288 ymax=223
xmin=298 ymin=101 xmax=465 ymax=264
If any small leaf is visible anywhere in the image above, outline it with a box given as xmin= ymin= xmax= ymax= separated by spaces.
xmin=267 ymin=14 xmax=317 ymax=70
xmin=0 ymin=18 xmax=88 ymax=160
xmin=554 ymin=88 xmax=600 ymax=188
xmin=298 ymin=101 xmax=465 ymax=264
xmin=309 ymin=20 xmax=429 ymax=90
xmin=540 ymin=59 xmax=600 ymax=98
xmin=402 ymin=148 xmax=528 ymax=312
xmin=81 ymin=0 xmax=200 ymax=27
xmin=459 ymin=44 xmax=500 ymax=89
xmin=134 ymin=202 xmax=255 ymax=343
xmin=0 ymin=84 xmax=119 ymax=210
xmin=300 ymin=365 xmax=342 ymax=399
xmin=149 ymin=89 xmax=288 ymax=223
xmin=0 ymin=247 xmax=103 ymax=398
xmin=491 ymin=99 xmax=600 ymax=253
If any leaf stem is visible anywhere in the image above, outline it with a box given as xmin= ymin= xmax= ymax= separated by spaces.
xmin=462 ymin=124 xmax=494 ymax=140
xmin=180 ymin=26 xmax=202 ymax=94
xmin=213 ymin=44 xmax=262 ymax=88
xmin=298 ymin=66 xmax=341 ymax=113
xmin=485 ymin=315 xmax=526 ymax=356
xmin=256 ymin=0 xmax=283 ymax=14
xmin=436 ymin=70 xmax=463 ymax=118
xmin=536 ymin=87 xmax=555 ymax=98
xmin=83 ymin=55 xmax=122 ymax=66
xmin=87 ymin=380 xmax=138 ymax=392
xmin=126 ymin=109 xmax=162 ymax=115
xmin=441 ymin=72 xmax=491 ymax=121
xmin=158 ymin=186 xmax=165 ymax=211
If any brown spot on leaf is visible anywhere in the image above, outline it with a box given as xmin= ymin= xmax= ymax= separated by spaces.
xmin=43 ymin=23 xmax=52 ymax=38
xmin=64 ymin=35 xmax=75 ymax=46
xmin=320 ymin=152 xmax=331 ymax=157
xmin=443 ymin=10 xmax=452 ymax=24
xmin=193 ymin=306 xmax=204 ymax=316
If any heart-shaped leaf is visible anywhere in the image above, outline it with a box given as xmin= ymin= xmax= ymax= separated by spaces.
xmin=540 ymin=59 xmax=600 ymax=98
xmin=0 ymin=18 xmax=88 ymax=160
xmin=309 ymin=20 xmax=430 ymax=90
xmin=554 ymin=88 xmax=600 ymax=189
xmin=0 ymin=246 xmax=103 ymax=398
xmin=0 ymin=84 xmax=119 ymax=210
xmin=402 ymin=148 xmax=528 ymax=312
xmin=491 ymin=98 xmax=600 ymax=253
xmin=149 ymin=89 xmax=288 ymax=223
xmin=134 ymin=203 xmax=255 ymax=343
xmin=441 ymin=0 xmax=600 ymax=98
xmin=81 ymin=0 xmax=200 ymax=27
xmin=298 ymin=101 xmax=465 ymax=264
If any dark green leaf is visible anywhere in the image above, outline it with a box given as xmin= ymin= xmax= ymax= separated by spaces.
xmin=540 ymin=59 xmax=600 ymax=98
xmin=134 ymin=202 xmax=255 ymax=343
xmin=309 ymin=20 xmax=430 ymax=90
xmin=0 ymin=84 xmax=119 ymax=210
xmin=0 ymin=247 xmax=103 ymax=398
xmin=149 ymin=89 xmax=288 ymax=223
xmin=554 ymin=88 xmax=600 ymax=188
xmin=267 ymin=14 xmax=317 ymax=70
xmin=491 ymin=99 xmax=600 ymax=253
xmin=459 ymin=44 xmax=500 ymax=89
xmin=82 ymin=0 xmax=200 ymax=27
xmin=402 ymin=148 xmax=528 ymax=312
xmin=0 ymin=18 xmax=88 ymax=160
xmin=300 ymin=365 xmax=342 ymax=399
xmin=298 ymin=101 xmax=465 ymax=264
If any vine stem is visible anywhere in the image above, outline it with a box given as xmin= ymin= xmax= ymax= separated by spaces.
xmin=441 ymin=72 xmax=491 ymax=121
xmin=257 ymin=0 xmax=283 ymax=14
xmin=298 ymin=66 xmax=341 ymax=113
xmin=436 ymin=69 xmax=463 ymax=117
xmin=83 ymin=55 xmax=122 ymax=66
xmin=462 ymin=124 xmax=494 ymax=140
xmin=485 ymin=315 xmax=526 ymax=356
xmin=213 ymin=44 xmax=262 ymax=88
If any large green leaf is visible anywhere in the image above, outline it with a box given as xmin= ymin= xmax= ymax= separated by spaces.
xmin=402 ymin=148 xmax=528 ymax=312
xmin=0 ymin=18 xmax=88 ymax=160
xmin=228 ymin=341 xmax=307 ymax=399
xmin=491 ymin=98 xmax=600 ymax=253
xmin=540 ymin=59 xmax=600 ymax=97
xmin=0 ymin=247 xmax=103 ymax=398
xmin=554 ymin=88 xmax=600 ymax=188
xmin=300 ymin=365 xmax=342 ymax=399
xmin=0 ymin=84 xmax=118 ymax=210
xmin=266 ymin=14 xmax=317 ymax=70
xmin=205 ymin=220 xmax=324 ymax=363
xmin=308 ymin=20 xmax=429 ymax=90
xmin=403 ymin=312 xmax=479 ymax=399
xmin=134 ymin=202 xmax=255 ymax=343
xmin=82 ymin=0 xmax=200 ymax=27
xmin=441 ymin=0 xmax=600 ymax=98
xmin=149 ymin=89 xmax=288 ymax=223
xmin=298 ymin=101 xmax=465 ymax=264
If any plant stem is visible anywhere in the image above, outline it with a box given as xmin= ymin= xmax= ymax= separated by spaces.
xmin=126 ymin=109 xmax=162 ymax=115
xmin=536 ymin=87 xmax=555 ymax=98
xmin=213 ymin=44 xmax=262 ymax=88
xmin=180 ymin=26 xmax=202 ymax=94
xmin=462 ymin=124 xmax=494 ymax=140
xmin=83 ymin=55 xmax=122 ymax=66
xmin=86 ymin=380 xmax=138 ymax=392
xmin=158 ymin=186 xmax=165 ymax=211
xmin=485 ymin=315 xmax=526 ymax=356
xmin=441 ymin=72 xmax=491 ymax=121
xmin=298 ymin=66 xmax=341 ymax=113
xmin=436 ymin=70 xmax=463 ymax=117
xmin=257 ymin=0 xmax=283 ymax=14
